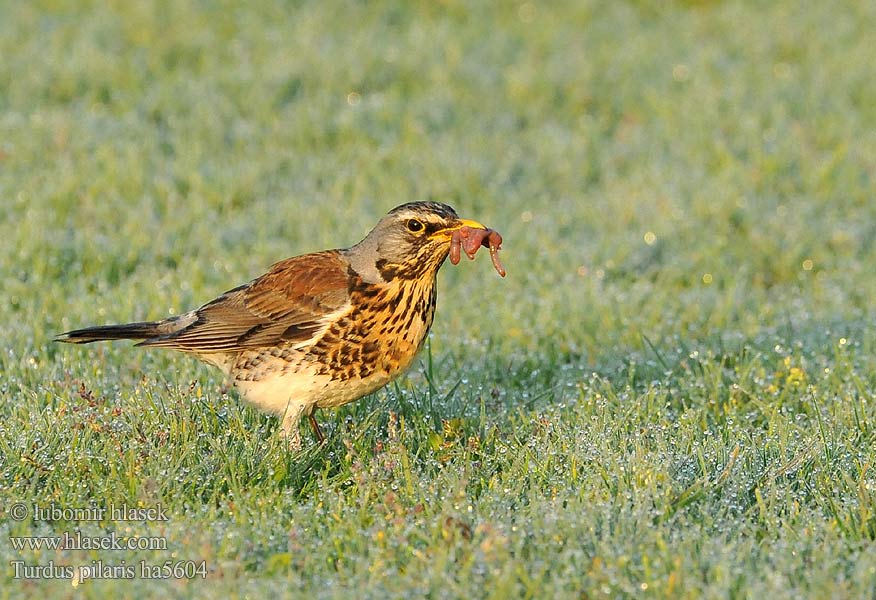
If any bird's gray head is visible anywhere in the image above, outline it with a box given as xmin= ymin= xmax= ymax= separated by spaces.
xmin=346 ymin=201 xmax=486 ymax=283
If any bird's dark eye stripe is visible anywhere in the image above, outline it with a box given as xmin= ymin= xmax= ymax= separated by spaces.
xmin=423 ymin=222 xmax=442 ymax=235
xmin=404 ymin=218 xmax=444 ymax=236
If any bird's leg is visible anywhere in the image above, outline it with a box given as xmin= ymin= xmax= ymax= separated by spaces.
xmin=279 ymin=423 xmax=302 ymax=451
xmin=279 ymin=404 xmax=306 ymax=451
xmin=308 ymin=410 xmax=326 ymax=443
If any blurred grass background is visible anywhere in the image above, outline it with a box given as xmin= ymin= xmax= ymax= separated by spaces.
xmin=2 ymin=0 xmax=876 ymax=597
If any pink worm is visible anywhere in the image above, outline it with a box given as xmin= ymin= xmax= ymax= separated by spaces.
xmin=449 ymin=226 xmax=506 ymax=277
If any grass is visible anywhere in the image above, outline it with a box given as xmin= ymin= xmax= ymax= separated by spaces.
xmin=2 ymin=0 xmax=876 ymax=597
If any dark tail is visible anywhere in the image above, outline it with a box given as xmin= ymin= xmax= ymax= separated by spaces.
xmin=55 ymin=321 xmax=163 ymax=344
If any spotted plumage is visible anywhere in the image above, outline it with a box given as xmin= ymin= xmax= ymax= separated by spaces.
xmin=56 ymin=202 xmax=490 ymax=449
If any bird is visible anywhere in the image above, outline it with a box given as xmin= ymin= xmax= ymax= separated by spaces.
xmin=56 ymin=201 xmax=494 ymax=450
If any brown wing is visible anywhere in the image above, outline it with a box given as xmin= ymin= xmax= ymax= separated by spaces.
xmin=140 ymin=251 xmax=351 ymax=353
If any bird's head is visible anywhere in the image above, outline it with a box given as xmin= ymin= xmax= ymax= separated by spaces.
xmin=346 ymin=201 xmax=487 ymax=283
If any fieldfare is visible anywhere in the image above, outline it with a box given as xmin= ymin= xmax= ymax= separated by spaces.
xmin=56 ymin=201 xmax=504 ymax=449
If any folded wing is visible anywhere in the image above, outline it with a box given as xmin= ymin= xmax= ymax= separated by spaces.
xmin=140 ymin=251 xmax=351 ymax=353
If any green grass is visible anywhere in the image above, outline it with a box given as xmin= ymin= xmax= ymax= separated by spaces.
xmin=2 ymin=0 xmax=876 ymax=597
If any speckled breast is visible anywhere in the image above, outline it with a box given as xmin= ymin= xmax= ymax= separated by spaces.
xmin=309 ymin=277 xmax=437 ymax=407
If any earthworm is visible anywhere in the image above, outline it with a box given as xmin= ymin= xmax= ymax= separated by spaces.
xmin=449 ymin=226 xmax=506 ymax=277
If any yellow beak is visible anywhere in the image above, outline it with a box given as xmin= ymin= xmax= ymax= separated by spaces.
xmin=431 ymin=217 xmax=487 ymax=239
xmin=454 ymin=218 xmax=487 ymax=231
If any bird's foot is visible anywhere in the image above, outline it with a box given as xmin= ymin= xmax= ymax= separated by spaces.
xmin=308 ymin=412 xmax=326 ymax=444
xmin=278 ymin=427 xmax=303 ymax=451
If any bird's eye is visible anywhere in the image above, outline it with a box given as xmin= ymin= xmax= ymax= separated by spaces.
xmin=406 ymin=219 xmax=424 ymax=233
